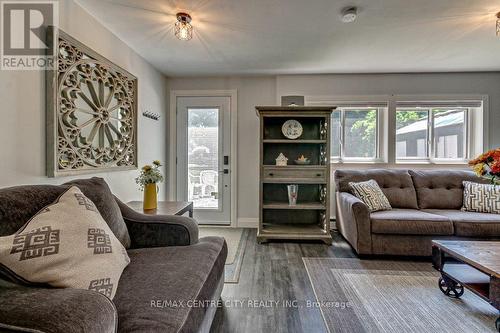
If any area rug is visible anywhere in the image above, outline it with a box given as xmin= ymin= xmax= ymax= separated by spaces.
xmin=303 ymin=258 xmax=497 ymax=333
xmin=198 ymin=227 xmax=248 ymax=283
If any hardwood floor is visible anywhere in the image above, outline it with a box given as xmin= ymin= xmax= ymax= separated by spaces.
xmin=210 ymin=229 xmax=357 ymax=333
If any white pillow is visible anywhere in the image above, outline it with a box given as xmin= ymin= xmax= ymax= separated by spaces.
xmin=349 ymin=179 xmax=392 ymax=212
xmin=462 ymin=181 xmax=500 ymax=214
xmin=0 ymin=186 xmax=130 ymax=299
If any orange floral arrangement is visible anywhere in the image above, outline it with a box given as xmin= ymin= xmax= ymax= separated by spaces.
xmin=468 ymin=148 xmax=500 ymax=185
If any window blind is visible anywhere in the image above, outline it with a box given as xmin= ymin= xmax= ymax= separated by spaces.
xmin=396 ymin=101 xmax=482 ymax=108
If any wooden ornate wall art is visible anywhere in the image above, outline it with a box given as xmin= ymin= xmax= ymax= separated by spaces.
xmin=46 ymin=28 xmax=138 ymax=177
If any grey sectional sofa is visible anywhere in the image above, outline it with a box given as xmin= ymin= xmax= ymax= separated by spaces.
xmin=0 ymin=178 xmax=227 ymax=333
xmin=335 ymin=169 xmax=500 ymax=256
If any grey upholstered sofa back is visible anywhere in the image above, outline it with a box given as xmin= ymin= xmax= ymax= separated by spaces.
xmin=408 ymin=169 xmax=485 ymax=209
xmin=0 ymin=178 xmax=130 ymax=248
xmin=335 ymin=169 xmax=485 ymax=210
xmin=334 ymin=169 xmax=418 ymax=209
xmin=0 ymin=185 xmax=65 ymax=236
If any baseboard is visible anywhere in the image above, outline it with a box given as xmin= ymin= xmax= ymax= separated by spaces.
xmin=330 ymin=220 xmax=337 ymax=230
xmin=237 ymin=218 xmax=258 ymax=228
xmin=237 ymin=218 xmax=335 ymax=230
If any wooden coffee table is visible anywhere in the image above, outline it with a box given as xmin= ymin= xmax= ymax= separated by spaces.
xmin=127 ymin=201 xmax=193 ymax=217
xmin=432 ymin=240 xmax=499 ymax=329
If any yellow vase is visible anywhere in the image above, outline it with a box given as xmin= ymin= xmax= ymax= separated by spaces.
xmin=143 ymin=183 xmax=158 ymax=210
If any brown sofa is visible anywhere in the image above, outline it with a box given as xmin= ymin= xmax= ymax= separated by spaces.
xmin=334 ymin=169 xmax=500 ymax=256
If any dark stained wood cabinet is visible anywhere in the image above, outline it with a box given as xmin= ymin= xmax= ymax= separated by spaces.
xmin=256 ymin=106 xmax=335 ymax=244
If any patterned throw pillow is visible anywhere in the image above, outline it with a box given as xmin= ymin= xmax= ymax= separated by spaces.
xmin=462 ymin=181 xmax=500 ymax=214
xmin=0 ymin=186 xmax=130 ymax=299
xmin=349 ymin=179 xmax=392 ymax=212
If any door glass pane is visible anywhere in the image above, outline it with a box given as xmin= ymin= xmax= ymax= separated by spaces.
xmin=187 ymin=108 xmax=219 ymax=209
xmin=433 ymin=109 xmax=465 ymax=159
xmin=344 ymin=109 xmax=377 ymax=158
xmin=396 ymin=110 xmax=429 ymax=158
xmin=330 ymin=111 xmax=341 ymax=158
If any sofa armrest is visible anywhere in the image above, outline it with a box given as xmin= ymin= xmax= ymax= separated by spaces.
xmin=0 ymin=281 xmax=117 ymax=333
xmin=116 ymin=198 xmax=199 ymax=248
xmin=336 ymin=192 xmax=372 ymax=255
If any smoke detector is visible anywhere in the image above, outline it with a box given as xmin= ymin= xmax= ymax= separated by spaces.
xmin=341 ymin=7 xmax=358 ymax=23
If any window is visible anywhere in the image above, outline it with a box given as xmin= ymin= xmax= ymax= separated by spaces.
xmin=187 ymin=108 xmax=220 ymax=208
xmin=309 ymin=96 xmax=484 ymax=165
xmin=331 ymin=107 xmax=383 ymax=161
xmin=396 ymin=106 xmax=469 ymax=162
xmin=433 ymin=109 xmax=466 ymax=159
xmin=396 ymin=110 xmax=429 ymax=159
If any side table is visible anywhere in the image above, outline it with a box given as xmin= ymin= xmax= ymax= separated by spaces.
xmin=127 ymin=201 xmax=193 ymax=217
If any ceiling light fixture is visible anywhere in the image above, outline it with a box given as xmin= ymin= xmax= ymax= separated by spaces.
xmin=496 ymin=12 xmax=500 ymax=36
xmin=175 ymin=12 xmax=193 ymax=41
xmin=341 ymin=7 xmax=358 ymax=23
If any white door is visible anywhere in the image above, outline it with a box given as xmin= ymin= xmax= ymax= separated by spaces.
xmin=176 ymin=96 xmax=231 ymax=224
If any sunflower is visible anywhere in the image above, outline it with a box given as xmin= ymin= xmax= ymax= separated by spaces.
xmin=472 ymin=163 xmax=486 ymax=177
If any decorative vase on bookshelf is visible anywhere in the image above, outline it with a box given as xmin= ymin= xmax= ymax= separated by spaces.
xmin=256 ymin=106 xmax=335 ymax=244
xmin=287 ymin=185 xmax=298 ymax=206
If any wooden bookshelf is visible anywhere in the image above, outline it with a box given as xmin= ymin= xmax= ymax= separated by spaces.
xmin=256 ymin=106 xmax=335 ymax=244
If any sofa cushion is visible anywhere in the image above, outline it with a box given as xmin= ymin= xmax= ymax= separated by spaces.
xmin=424 ymin=209 xmax=500 ymax=237
xmin=335 ymin=169 xmax=418 ymax=209
xmin=370 ymin=209 xmax=453 ymax=235
xmin=409 ymin=170 xmax=485 ymax=209
xmin=0 ymin=187 xmax=130 ymax=299
xmin=114 ymin=236 xmax=227 ymax=333
xmin=64 ymin=178 xmax=131 ymax=248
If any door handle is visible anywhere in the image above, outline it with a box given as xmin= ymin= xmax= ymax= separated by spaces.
xmin=219 ymin=169 xmax=229 ymax=174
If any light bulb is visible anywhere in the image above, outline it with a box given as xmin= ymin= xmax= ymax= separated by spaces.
xmin=175 ymin=13 xmax=193 ymax=41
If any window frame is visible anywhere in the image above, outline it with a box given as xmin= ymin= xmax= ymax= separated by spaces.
xmin=395 ymin=108 xmax=431 ymax=162
xmin=306 ymin=94 xmax=486 ymax=165
xmin=395 ymin=107 xmax=470 ymax=164
xmin=331 ymin=106 xmax=385 ymax=163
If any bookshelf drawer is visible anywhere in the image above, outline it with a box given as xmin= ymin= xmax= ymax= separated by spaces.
xmin=263 ymin=168 xmax=326 ymax=181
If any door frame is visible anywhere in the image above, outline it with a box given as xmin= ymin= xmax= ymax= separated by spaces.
xmin=169 ymin=90 xmax=238 ymax=226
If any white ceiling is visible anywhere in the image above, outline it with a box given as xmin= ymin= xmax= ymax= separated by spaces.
xmin=77 ymin=0 xmax=500 ymax=76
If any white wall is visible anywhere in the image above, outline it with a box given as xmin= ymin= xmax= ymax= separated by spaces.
xmin=1 ymin=2 xmax=498 ymax=223
xmin=277 ymin=73 xmax=500 ymax=148
xmin=0 ymin=0 xmax=168 ymax=202
xmin=168 ymin=73 xmax=500 ymax=223
xmin=278 ymin=73 xmax=500 ymax=219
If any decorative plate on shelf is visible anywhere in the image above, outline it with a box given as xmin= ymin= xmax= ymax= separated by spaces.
xmin=282 ymin=119 xmax=303 ymax=139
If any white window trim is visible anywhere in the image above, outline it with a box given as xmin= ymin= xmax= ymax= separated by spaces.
xmin=305 ymin=94 xmax=488 ymax=165
xmin=332 ymin=107 xmax=385 ymax=163
xmin=395 ymin=107 xmax=469 ymax=164
xmin=307 ymin=95 xmax=389 ymax=164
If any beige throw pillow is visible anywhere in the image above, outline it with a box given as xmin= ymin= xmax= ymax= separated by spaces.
xmin=462 ymin=181 xmax=500 ymax=214
xmin=0 ymin=186 xmax=130 ymax=299
xmin=349 ymin=179 xmax=392 ymax=212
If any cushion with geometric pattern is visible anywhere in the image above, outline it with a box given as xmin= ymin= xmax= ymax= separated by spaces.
xmin=349 ymin=179 xmax=392 ymax=212
xmin=462 ymin=181 xmax=500 ymax=214
xmin=0 ymin=186 xmax=130 ymax=299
